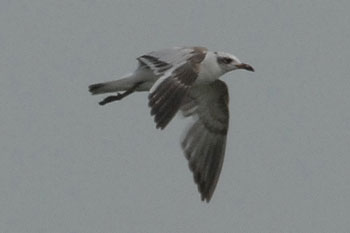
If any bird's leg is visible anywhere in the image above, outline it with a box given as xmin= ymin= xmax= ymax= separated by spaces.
xmin=99 ymin=82 xmax=143 ymax=106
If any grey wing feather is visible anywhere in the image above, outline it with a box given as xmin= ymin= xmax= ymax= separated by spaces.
xmin=148 ymin=63 xmax=198 ymax=129
xmin=137 ymin=46 xmax=206 ymax=76
xmin=181 ymin=80 xmax=229 ymax=202
xmin=148 ymin=47 xmax=207 ymax=129
xmin=137 ymin=54 xmax=172 ymax=75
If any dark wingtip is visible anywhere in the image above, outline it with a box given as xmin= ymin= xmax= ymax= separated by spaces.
xmin=200 ymin=191 xmax=212 ymax=203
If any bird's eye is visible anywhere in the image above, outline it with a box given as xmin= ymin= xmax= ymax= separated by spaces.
xmin=222 ymin=57 xmax=233 ymax=64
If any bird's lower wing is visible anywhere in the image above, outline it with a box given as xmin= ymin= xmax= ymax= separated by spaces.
xmin=181 ymin=80 xmax=230 ymax=202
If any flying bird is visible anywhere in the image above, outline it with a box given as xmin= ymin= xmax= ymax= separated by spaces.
xmin=89 ymin=46 xmax=254 ymax=202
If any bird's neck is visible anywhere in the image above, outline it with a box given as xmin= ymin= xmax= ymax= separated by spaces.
xmin=197 ymin=52 xmax=226 ymax=83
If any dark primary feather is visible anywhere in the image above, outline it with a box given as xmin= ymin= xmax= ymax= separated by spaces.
xmin=181 ymin=80 xmax=229 ymax=202
xmin=148 ymin=47 xmax=207 ymax=129
xmin=136 ymin=46 xmax=207 ymax=76
xmin=148 ymin=63 xmax=198 ymax=129
xmin=137 ymin=55 xmax=172 ymax=74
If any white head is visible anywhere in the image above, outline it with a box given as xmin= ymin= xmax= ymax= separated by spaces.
xmin=215 ymin=52 xmax=254 ymax=73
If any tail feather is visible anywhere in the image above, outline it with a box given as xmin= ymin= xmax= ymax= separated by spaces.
xmin=89 ymin=83 xmax=107 ymax=95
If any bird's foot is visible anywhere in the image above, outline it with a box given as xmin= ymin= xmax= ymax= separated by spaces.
xmin=99 ymin=92 xmax=126 ymax=105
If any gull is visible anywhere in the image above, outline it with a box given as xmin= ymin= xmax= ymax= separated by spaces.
xmin=89 ymin=46 xmax=254 ymax=202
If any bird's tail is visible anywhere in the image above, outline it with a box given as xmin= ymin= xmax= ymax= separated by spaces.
xmin=89 ymin=73 xmax=135 ymax=95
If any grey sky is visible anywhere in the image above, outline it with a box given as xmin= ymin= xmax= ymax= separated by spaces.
xmin=1 ymin=0 xmax=350 ymax=232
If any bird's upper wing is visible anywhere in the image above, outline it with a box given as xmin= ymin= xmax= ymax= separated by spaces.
xmin=147 ymin=47 xmax=207 ymax=129
xmin=137 ymin=46 xmax=206 ymax=76
xmin=180 ymin=80 xmax=229 ymax=202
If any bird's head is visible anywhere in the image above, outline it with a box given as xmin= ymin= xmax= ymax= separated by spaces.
xmin=216 ymin=52 xmax=254 ymax=73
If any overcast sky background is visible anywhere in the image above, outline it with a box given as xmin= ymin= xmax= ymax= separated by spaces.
xmin=1 ymin=0 xmax=350 ymax=232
